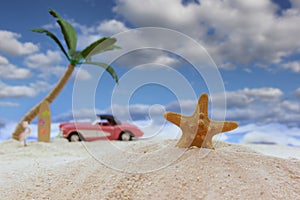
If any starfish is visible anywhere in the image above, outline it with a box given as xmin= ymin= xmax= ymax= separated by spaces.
xmin=164 ymin=93 xmax=238 ymax=149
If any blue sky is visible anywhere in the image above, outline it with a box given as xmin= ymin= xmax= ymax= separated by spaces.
xmin=0 ymin=0 xmax=300 ymax=145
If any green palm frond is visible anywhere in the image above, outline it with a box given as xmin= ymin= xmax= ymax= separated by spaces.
xmin=31 ymin=28 xmax=70 ymax=61
xmin=49 ymin=9 xmax=62 ymax=18
xmin=49 ymin=9 xmax=77 ymax=52
xmin=81 ymin=38 xmax=120 ymax=59
xmin=81 ymin=37 xmax=109 ymax=58
xmin=96 ymin=45 xmax=121 ymax=54
xmin=84 ymin=61 xmax=119 ymax=83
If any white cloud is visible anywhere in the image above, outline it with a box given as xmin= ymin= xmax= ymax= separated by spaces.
xmin=281 ymin=100 xmax=300 ymax=112
xmin=291 ymin=0 xmax=300 ymax=9
xmin=52 ymin=103 xmax=166 ymax=123
xmin=24 ymin=50 xmax=63 ymax=69
xmin=153 ymin=55 xmax=179 ymax=66
xmin=0 ymin=101 xmax=19 ymax=107
xmin=97 ymin=19 xmax=129 ymax=35
xmin=229 ymin=123 xmax=300 ymax=146
xmin=219 ymin=63 xmax=236 ymax=70
xmin=0 ymin=81 xmax=52 ymax=98
xmin=0 ymin=82 xmax=35 ymax=98
xmin=294 ymin=88 xmax=300 ymax=98
xmin=224 ymin=91 xmax=300 ymax=126
xmin=238 ymin=87 xmax=283 ymax=101
xmin=0 ymin=55 xmax=31 ymax=79
xmin=74 ymin=68 xmax=92 ymax=81
xmin=24 ymin=50 xmax=68 ymax=78
xmin=0 ymin=56 xmax=8 ymax=64
xmin=212 ymin=87 xmax=284 ymax=109
xmin=114 ymin=0 xmax=300 ymax=69
xmin=109 ymin=104 xmax=166 ymax=121
xmin=112 ymin=49 xmax=182 ymax=69
xmin=47 ymin=66 xmax=67 ymax=78
xmin=165 ymin=99 xmax=196 ymax=115
xmin=113 ymin=0 xmax=200 ymax=31
xmin=0 ymin=30 xmax=39 ymax=56
xmin=282 ymin=61 xmax=300 ymax=73
xmin=52 ymin=108 xmax=103 ymax=122
xmin=25 ymin=50 xmax=92 ymax=80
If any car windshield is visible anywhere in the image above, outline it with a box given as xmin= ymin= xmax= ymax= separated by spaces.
xmin=97 ymin=115 xmax=121 ymax=125
xmin=113 ymin=118 xmax=121 ymax=125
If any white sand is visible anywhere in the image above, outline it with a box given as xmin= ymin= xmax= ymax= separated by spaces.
xmin=0 ymin=138 xmax=300 ymax=199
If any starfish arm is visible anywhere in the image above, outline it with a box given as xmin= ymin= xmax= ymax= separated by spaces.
xmin=210 ymin=121 xmax=238 ymax=133
xmin=197 ymin=119 xmax=208 ymax=131
xmin=164 ymin=112 xmax=182 ymax=127
xmin=194 ymin=93 xmax=209 ymax=116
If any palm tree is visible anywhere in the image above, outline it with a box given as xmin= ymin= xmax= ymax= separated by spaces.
xmin=12 ymin=9 xmax=120 ymax=140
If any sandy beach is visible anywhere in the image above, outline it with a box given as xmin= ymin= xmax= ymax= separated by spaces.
xmin=0 ymin=138 xmax=300 ymax=199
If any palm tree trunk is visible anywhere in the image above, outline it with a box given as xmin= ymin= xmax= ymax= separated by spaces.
xmin=12 ymin=64 xmax=75 ymax=140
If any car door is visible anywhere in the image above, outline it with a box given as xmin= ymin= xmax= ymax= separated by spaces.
xmin=77 ymin=121 xmax=111 ymax=141
xmin=94 ymin=120 xmax=115 ymax=140
xmin=98 ymin=122 xmax=114 ymax=139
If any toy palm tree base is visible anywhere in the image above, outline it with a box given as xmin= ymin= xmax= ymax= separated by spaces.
xmin=164 ymin=93 xmax=238 ymax=149
xmin=38 ymin=101 xmax=51 ymax=142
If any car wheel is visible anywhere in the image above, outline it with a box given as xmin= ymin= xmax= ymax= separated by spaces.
xmin=120 ymin=132 xmax=132 ymax=141
xmin=69 ymin=133 xmax=81 ymax=142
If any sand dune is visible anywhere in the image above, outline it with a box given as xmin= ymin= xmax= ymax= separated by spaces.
xmin=0 ymin=139 xmax=299 ymax=199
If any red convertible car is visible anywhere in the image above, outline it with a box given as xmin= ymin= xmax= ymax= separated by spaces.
xmin=59 ymin=114 xmax=144 ymax=142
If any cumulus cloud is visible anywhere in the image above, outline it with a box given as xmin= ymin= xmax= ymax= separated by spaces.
xmin=0 ymin=30 xmax=38 ymax=56
xmin=114 ymin=0 xmax=300 ymax=69
xmin=294 ymin=88 xmax=300 ymax=98
xmin=113 ymin=0 xmax=200 ymax=31
xmin=52 ymin=108 xmax=103 ymax=123
xmin=112 ymin=49 xmax=181 ymax=68
xmin=291 ymin=0 xmax=300 ymax=9
xmin=0 ymin=55 xmax=31 ymax=79
xmin=0 ymin=101 xmax=19 ymax=107
xmin=153 ymin=55 xmax=179 ymax=66
xmin=224 ymin=87 xmax=283 ymax=108
xmin=282 ymin=61 xmax=300 ymax=73
xmin=74 ymin=68 xmax=92 ymax=81
xmin=52 ymin=103 xmax=166 ymax=123
xmin=165 ymin=99 xmax=196 ymax=114
xmin=0 ymin=81 xmax=52 ymax=98
xmin=225 ymin=98 xmax=300 ymax=127
xmin=97 ymin=19 xmax=129 ymax=35
xmin=24 ymin=50 xmax=63 ymax=69
xmin=23 ymin=50 xmax=89 ymax=79
xmin=110 ymin=104 xmax=166 ymax=121
xmin=281 ymin=100 xmax=300 ymax=112
xmin=228 ymin=123 xmax=300 ymax=146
